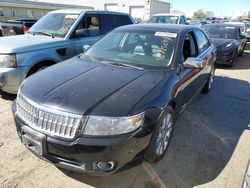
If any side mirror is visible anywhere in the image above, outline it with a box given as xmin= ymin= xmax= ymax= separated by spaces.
xmin=83 ymin=45 xmax=90 ymax=52
xmin=183 ymin=57 xmax=204 ymax=69
xmin=74 ymin=29 xmax=89 ymax=38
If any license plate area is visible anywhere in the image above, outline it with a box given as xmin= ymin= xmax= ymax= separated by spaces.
xmin=21 ymin=126 xmax=46 ymax=156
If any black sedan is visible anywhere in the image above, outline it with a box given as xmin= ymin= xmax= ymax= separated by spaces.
xmin=203 ymin=23 xmax=247 ymax=66
xmin=12 ymin=24 xmax=216 ymax=174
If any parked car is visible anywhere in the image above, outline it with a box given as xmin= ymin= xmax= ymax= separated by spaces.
xmin=226 ymin=21 xmax=247 ymax=36
xmin=246 ymin=22 xmax=250 ymax=42
xmin=0 ymin=9 xmax=135 ymax=94
xmin=0 ymin=21 xmax=3 ymax=37
xmin=1 ymin=19 xmax=36 ymax=36
xmin=12 ymin=24 xmax=216 ymax=174
xmin=187 ymin=19 xmax=202 ymax=27
xmin=148 ymin=13 xmax=188 ymax=24
xmin=205 ymin=17 xmax=219 ymax=24
xmin=203 ymin=23 xmax=247 ymax=66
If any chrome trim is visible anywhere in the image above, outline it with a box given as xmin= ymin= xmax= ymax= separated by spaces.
xmin=16 ymin=93 xmax=84 ymax=140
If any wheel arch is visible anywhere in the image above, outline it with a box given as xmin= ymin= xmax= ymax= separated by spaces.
xmin=25 ymin=59 xmax=58 ymax=78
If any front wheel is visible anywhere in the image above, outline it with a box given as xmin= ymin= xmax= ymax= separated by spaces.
xmin=145 ymin=106 xmax=174 ymax=163
xmin=202 ymin=68 xmax=215 ymax=93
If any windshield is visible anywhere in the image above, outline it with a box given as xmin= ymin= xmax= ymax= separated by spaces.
xmin=203 ymin=25 xmax=236 ymax=39
xmin=29 ymin=13 xmax=79 ymax=38
xmin=149 ymin=16 xmax=178 ymax=24
xmin=246 ymin=23 xmax=250 ymax=28
xmin=83 ymin=29 xmax=177 ymax=69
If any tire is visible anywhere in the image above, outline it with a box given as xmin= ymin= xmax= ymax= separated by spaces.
xmin=26 ymin=61 xmax=55 ymax=77
xmin=238 ymin=50 xmax=244 ymax=57
xmin=228 ymin=50 xmax=237 ymax=67
xmin=202 ymin=68 xmax=215 ymax=93
xmin=145 ymin=106 xmax=174 ymax=163
xmin=238 ymin=44 xmax=245 ymax=57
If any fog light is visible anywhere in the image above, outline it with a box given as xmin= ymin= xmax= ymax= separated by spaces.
xmin=95 ymin=161 xmax=116 ymax=172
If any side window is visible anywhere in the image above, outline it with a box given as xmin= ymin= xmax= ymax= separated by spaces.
xmin=182 ymin=32 xmax=198 ymax=61
xmin=238 ymin=28 xmax=241 ymax=36
xmin=74 ymin=14 xmax=100 ymax=38
xmin=100 ymin=14 xmax=132 ymax=35
xmin=179 ymin=16 xmax=185 ymax=24
xmin=116 ymin=15 xmax=133 ymax=26
xmin=194 ymin=30 xmax=210 ymax=53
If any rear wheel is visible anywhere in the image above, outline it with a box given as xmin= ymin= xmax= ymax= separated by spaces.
xmin=202 ymin=68 xmax=215 ymax=93
xmin=145 ymin=106 xmax=174 ymax=163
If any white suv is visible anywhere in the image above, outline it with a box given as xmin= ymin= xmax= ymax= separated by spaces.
xmin=148 ymin=13 xmax=187 ymax=25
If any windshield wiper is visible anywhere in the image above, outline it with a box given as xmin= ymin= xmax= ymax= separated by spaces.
xmin=107 ymin=62 xmax=144 ymax=70
xmin=32 ymin=31 xmax=54 ymax=38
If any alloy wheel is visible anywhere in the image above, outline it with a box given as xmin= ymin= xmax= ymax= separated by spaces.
xmin=208 ymin=70 xmax=215 ymax=90
xmin=155 ymin=113 xmax=173 ymax=156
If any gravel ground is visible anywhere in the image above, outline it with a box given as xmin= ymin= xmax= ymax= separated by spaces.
xmin=0 ymin=44 xmax=250 ymax=188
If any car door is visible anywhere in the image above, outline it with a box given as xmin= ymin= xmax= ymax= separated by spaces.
xmin=236 ymin=27 xmax=246 ymax=54
xmin=193 ymin=30 xmax=214 ymax=84
xmin=178 ymin=30 xmax=212 ymax=110
xmin=69 ymin=14 xmax=103 ymax=56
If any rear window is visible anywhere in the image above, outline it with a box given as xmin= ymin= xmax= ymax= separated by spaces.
xmin=149 ymin=16 xmax=178 ymax=24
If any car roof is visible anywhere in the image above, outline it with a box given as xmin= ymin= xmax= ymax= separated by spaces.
xmin=117 ymin=23 xmax=198 ymax=33
xmin=204 ymin=23 xmax=238 ymax=28
xmin=226 ymin=21 xmax=245 ymax=26
xmin=49 ymin=9 xmax=129 ymax=15
xmin=152 ymin=13 xmax=184 ymax=17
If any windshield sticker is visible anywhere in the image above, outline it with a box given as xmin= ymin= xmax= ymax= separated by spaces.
xmin=225 ymin=27 xmax=235 ymax=29
xmin=65 ymin=15 xmax=78 ymax=19
xmin=155 ymin=32 xmax=177 ymax=38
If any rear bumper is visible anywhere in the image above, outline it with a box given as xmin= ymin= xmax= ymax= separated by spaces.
xmin=12 ymin=103 xmax=152 ymax=174
xmin=0 ymin=66 xmax=28 ymax=94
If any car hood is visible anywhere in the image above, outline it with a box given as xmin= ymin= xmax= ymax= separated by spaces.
xmin=211 ymin=38 xmax=235 ymax=48
xmin=0 ymin=34 xmax=64 ymax=53
xmin=19 ymin=56 xmax=172 ymax=117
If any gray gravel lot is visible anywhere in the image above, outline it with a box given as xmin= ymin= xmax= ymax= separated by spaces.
xmin=0 ymin=44 xmax=250 ymax=188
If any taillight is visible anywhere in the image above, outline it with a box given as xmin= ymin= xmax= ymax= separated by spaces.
xmin=23 ymin=26 xmax=29 ymax=33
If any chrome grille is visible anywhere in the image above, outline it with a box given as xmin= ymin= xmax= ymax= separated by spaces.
xmin=16 ymin=95 xmax=83 ymax=140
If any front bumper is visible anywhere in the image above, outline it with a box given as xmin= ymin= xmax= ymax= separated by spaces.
xmin=0 ymin=66 xmax=28 ymax=94
xmin=216 ymin=50 xmax=235 ymax=65
xmin=12 ymin=105 xmax=151 ymax=174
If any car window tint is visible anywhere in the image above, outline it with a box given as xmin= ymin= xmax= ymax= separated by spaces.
xmin=74 ymin=14 xmax=100 ymax=37
xmin=182 ymin=32 xmax=198 ymax=61
xmin=100 ymin=14 xmax=132 ymax=34
xmin=179 ymin=16 xmax=185 ymax=24
xmin=194 ymin=30 xmax=210 ymax=53
xmin=84 ymin=29 xmax=177 ymax=69
xmin=149 ymin=16 xmax=178 ymax=24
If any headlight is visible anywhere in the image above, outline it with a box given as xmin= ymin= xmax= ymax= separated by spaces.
xmin=83 ymin=112 xmax=145 ymax=136
xmin=221 ymin=43 xmax=233 ymax=51
xmin=0 ymin=54 xmax=17 ymax=68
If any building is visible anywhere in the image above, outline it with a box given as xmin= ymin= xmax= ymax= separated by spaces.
xmin=0 ymin=0 xmax=91 ymax=20
xmin=35 ymin=0 xmax=171 ymax=21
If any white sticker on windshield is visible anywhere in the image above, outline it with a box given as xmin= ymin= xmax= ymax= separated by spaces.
xmin=65 ymin=15 xmax=78 ymax=19
xmin=155 ymin=32 xmax=177 ymax=38
xmin=225 ymin=27 xmax=235 ymax=29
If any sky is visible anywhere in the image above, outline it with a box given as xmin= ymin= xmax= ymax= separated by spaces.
xmin=167 ymin=0 xmax=249 ymax=17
